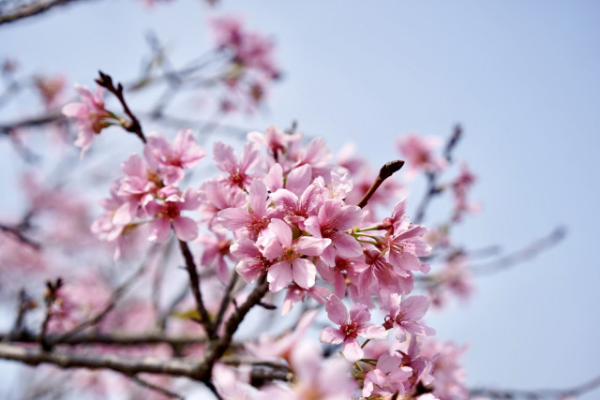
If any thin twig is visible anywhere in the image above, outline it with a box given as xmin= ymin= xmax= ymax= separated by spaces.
xmin=213 ymin=271 xmax=240 ymax=332
xmin=0 ymin=0 xmax=94 ymax=25
xmin=95 ymin=71 xmax=146 ymax=143
xmin=179 ymin=240 xmax=215 ymax=340
xmin=414 ymin=125 xmax=462 ymax=224
xmin=357 ymin=160 xmax=405 ymax=208
xmin=51 ymin=249 xmax=154 ymax=345
xmin=129 ymin=374 xmax=184 ymax=399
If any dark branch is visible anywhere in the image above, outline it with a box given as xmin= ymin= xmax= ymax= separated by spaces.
xmin=0 ymin=0 xmax=94 ymax=26
xmin=96 ymin=71 xmax=146 ymax=143
xmin=357 ymin=160 xmax=405 ymax=208
xmin=179 ymin=240 xmax=215 ymax=340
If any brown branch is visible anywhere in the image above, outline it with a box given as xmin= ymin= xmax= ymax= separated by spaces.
xmin=357 ymin=160 xmax=405 ymax=208
xmin=1 ymin=331 xmax=214 ymax=347
xmin=213 ymin=271 xmax=239 ymax=332
xmin=39 ymin=278 xmax=62 ymax=351
xmin=0 ymin=0 xmax=94 ymax=26
xmin=0 ymin=223 xmax=41 ymax=250
xmin=96 ymin=71 xmax=146 ymax=143
xmin=0 ymin=342 xmax=204 ymax=378
xmin=200 ymin=275 xmax=270 ymax=383
xmin=414 ymin=124 xmax=461 ymax=224
xmin=469 ymin=226 xmax=567 ymax=276
xmin=179 ymin=240 xmax=215 ymax=340
xmin=0 ymin=343 xmax=292 ymax=390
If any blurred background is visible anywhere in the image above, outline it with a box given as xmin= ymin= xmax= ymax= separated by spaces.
xmin=1 ymin=0 xmax=600 ymax=398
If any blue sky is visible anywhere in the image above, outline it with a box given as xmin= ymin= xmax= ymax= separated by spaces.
xmin=2 ymin=0 xmax=600 ymax=397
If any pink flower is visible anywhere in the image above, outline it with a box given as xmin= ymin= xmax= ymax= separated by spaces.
xmin=144 ymin=129 xmax=206 ymax=185
xmin=198 ymin=180 xmax=246 ymax=228
xmin=396 ymin=133 xmax=447 ymax=178
xmin=420 ymin=339 xmax=469 ymax=400
xmin=198 ymin=229 xmax=236 ymax=284
xmin=146 ymin=187 xmax=200 ymax=242
xmin=258 ymin=340 xmax=357 ymax=400
xmin=62 ymin=84 xmax=112 ymax=158
xmin=383 ymin=294 xmax=435 ymax=342
xmin=281 ymin=283 xmax=329 ymax=315
xmin=319 ymin=295 xmax=387 ymax=362
xmin=213 ymin=141 xmax=259 ymax=189
xmin=451 ymin=162 xmax=480 ymax=222
xmin=304 ymin=199 xmax=363 ymax=266
xmin=231 ymin=238 xmax=272 ymax=284
xmin=358 ymin=249 xmax=414 ymax=297
xmin=248 ymin=125 xmax=302 ymax=160
xmin=218 ymin=179 xmax=272 ymax=240
xmin=362 ymin=353 xmax=413 ymax=398
xmin=263 ymin=218 xmax=331 ymax=292
xmin=387 ymin=223 xmax=432 ymax=274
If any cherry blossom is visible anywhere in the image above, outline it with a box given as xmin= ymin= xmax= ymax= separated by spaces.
xmin=319 ymin=295 xmax=387 ymax=362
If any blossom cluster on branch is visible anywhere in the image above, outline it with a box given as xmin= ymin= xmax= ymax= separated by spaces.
xmin=0 ymin=6 xmax=580 ymax=400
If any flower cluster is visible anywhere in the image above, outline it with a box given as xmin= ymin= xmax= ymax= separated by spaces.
xmin=91 ymin=129 xmax=205 ymax=258
xmin=210 ymin=16 xmax=280 ymax=113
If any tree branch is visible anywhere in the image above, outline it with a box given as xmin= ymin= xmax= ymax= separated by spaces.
xmin=0 ymin=0 xmax=94 ymax=26
xmin=179 ymin=240 xmax=215 ymax=340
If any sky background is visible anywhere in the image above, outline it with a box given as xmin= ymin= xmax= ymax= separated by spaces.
xmin=2 ymin=0 xmax=600 ymax=398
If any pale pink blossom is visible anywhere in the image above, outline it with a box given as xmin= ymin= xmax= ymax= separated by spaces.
xmin=420 ymin=339 xmax=469 ymax=400
xmin=198 ymin=180 xmax=246 ymax=227
xmin=304 ymin=199 xmax=363 ymax=266
xmin=263 ymin=218 xmax=331 ymax=292
xmin=258 ymin=340 xmax=357 ymax=400
xmin=144 ymin=129 xmax=206 ymax=185
xmin=231 ymin=237 xmax=272 ymax=284
xmin=146 ymin=187 xmax=200 ymax=242
xmin=319 ymin=295 xmax=387 ymax=362
xmin=362 ymin=353 xmax=413 ymax=398
xmin=217 ymin=179 xmax=272 ymax=240
xmin=358 ymin=249 xmax=414 ymax=297
xmin=213 ymin=141 xmax=260 ymax=189
xmin=397 ymin=133 xmax=447 ymax=178
xmin=62 ymin=84 xmax=112 ymax=158
xmin=383 ymin=294 xmax=435 ymax=342
xmin=198 ymin=229 xmax=236 ymax=284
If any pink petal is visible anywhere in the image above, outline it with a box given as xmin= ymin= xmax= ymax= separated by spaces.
xmin=268 ymin=218 xmax=292 ymax=248
xmin=319 ymin=327 xmax=344 ymax=345
xmin=331 ymin=232 xmax=363 ymax=258
xmin=286 ymin=164 xmax=312 ymax=195
xmin=358 ymin=324 xmax=388 ymax=340
xmin=325 ymin=295 xmax=348 ymax=326
xmin=172 ymin=217 xmax=198 ymax=241
xmin=292 ymin=258 xmax=316 ymax=289
xmin=341 ymin=339 xmax=363 ymax=362
xmin=267 ymin=261 xmax=292 ymax=292
xmin=148 ymin=217 xmax=171 ymax=242
xmin=296 ymin=237 xmax=331 ymax=257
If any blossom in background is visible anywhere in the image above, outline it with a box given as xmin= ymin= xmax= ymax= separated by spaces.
xmin=62 ymin=84 xmax=113 ymax=158
xmin=34 ymin=74 xmax=66 ymax=108
xmin=397 ymin=133 xmax=447 ymax=178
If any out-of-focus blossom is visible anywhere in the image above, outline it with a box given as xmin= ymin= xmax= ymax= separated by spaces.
xmin=62 ymin=84 xmax=113 ymax=158
xmin=397 ymin=133 xmax=447 ymax=178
